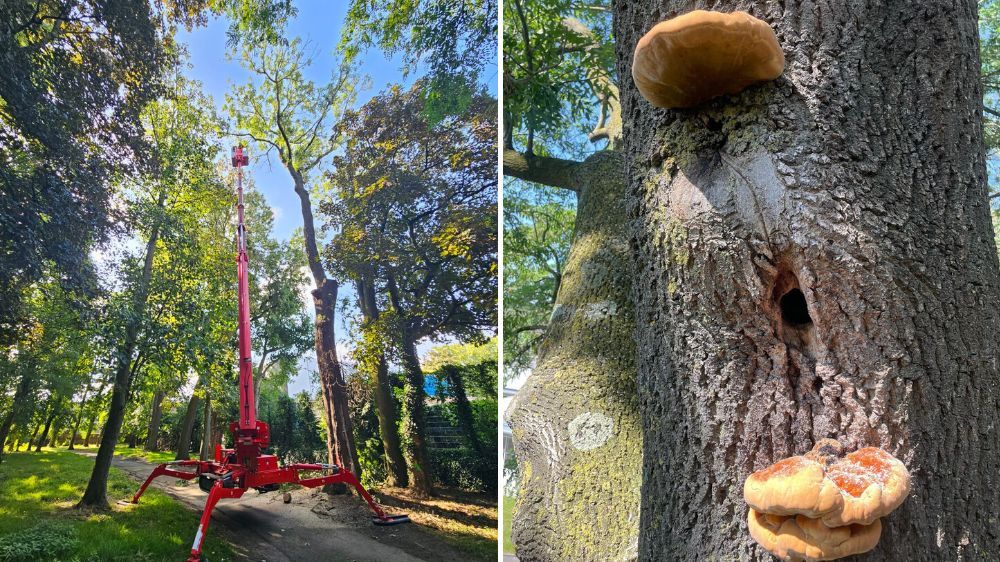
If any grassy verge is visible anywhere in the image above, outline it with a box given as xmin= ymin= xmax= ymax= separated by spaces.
xmin=503 ymin=495 xmax=515 ymax=555
xmin=378 ymin=486 xmax=498 ymax=560
xmin=71 ymin=444 xmax=177 ymax=464
xmin=0 ymin=449 xmax=236 ymax=561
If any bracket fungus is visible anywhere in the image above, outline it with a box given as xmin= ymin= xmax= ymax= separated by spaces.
xmin=748 ymin=510 xmax=882 ymax=561
xmin=632 ymin=10 xmax=785 ymax=108
xmin=743 ymin=440 xmax=910 ymax=561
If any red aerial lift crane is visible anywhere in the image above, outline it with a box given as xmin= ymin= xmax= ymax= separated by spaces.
xmin=125 ymin=145 xmax=408 ymax=562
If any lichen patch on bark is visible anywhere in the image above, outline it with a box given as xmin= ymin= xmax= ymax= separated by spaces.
xmin=568 ymin=412 xmax=615 ymax=450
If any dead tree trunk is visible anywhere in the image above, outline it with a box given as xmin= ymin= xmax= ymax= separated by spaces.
xmin=357 ymin=276 xmax=408 ymax=487
xmin=507 ymin=151 xmax=640 ymax=560
xmin=613 ymin=1 xmax=1000 ymax=559
xmin=291 ymin=171 xmax=359 ymax=478
xmin=144 ymin=390 xmax=164 ymax=451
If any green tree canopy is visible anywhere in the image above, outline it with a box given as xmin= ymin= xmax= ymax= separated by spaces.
xmin=0 ymin=0 xmax=176 ymax=344
xmin=323 ymin=81 xmax=498 ymax=346
xmin=340 ymin=0 xmax=497 ymax=119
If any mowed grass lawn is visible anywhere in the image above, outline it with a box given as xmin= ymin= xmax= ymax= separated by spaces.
xmin=503 ymin=495 xmax=514 ymax=555
xmin=72 ymin=444 xmax=177 ymax=464
xmin=0 ymin=449 xmax=236 ymax=561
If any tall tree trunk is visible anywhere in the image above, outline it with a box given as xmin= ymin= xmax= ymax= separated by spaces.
xmin=200 ymin=395 xmax=212 ymax=461
xmin=27 ymin=422 xmax=40 ymax=451
xmin=82 ymin=382 xmax=106 ymax=448
xmin=83 ymin=412 xmax=98 ymax=448
xmin=291 ymin=171 xmax=359 ymax=477
xmin=34 ymin=405 xmax=56 ymax=452
xmin=400 ymin=334 xmax=434 ymax=497
xmin=175 ymin=389 xmax=201 ymax=460
xmin=612 ymin=1 xmax=1000 ymax=559
xmin=507 ymin=151 xmax=640 ymax=560
xmin=50 ymin=419 xmax=62 ymax=447
xmin=68 ymin=379 xmax=94 ymax=450
xmin=0 ymin=369 xmax=32 ymax=463
xmin=79 ymin=192 xmax=164 ymax=508
xmin=357 ymin=276 xmax=408 ymax=487
xmin=144 ymin=390 xmax=164 ymax=451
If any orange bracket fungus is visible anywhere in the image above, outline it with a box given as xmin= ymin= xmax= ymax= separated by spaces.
xmin=631 ymin=10 xmax=785 ymax=108
xmin=743 ymin=439 xmax=910 ymax=561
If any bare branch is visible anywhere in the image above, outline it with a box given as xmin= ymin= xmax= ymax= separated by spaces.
xmin=503 ymin=148 xmax=582 ymax=192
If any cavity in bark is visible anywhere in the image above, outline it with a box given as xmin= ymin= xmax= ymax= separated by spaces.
xmin=771 ymin=270 xmax=815 ymax=354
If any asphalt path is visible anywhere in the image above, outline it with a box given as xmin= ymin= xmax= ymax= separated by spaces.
xmin=74 ymin=451 xmax=470 ymax=562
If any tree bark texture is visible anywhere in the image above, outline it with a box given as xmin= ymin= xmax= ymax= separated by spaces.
xmin=292 ymin=172 xmax=360 ymax=477
xmin=144 ymin=390 xmax=164 ymax=451
xmin=508 ymin=151 xmax=641 ymax=561
xmin=613 ymin=1 xmax=1000 ymax=559
xmin=357 ymin=277 xmax=408 ymax=487
xmin=313 ymin=280 xmax=360 ymax=476
xmin=400 ymin=335 xmax=434 ymax=497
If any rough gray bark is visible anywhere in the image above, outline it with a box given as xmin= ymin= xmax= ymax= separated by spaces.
xmin=508 ymin=150 xmax=641 ymax=561
xmin=613 ymin=1 xmax=1000 ymax=559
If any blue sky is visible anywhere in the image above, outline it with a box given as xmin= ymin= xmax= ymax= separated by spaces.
xmin=176 ymin=2 xmax=496 ymax=395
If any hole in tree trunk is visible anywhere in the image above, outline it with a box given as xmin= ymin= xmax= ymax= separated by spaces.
xmin=780 ymin=289 xmax=812 ymax=327
xmin=770 ymin=269 xmax=816 ymax=355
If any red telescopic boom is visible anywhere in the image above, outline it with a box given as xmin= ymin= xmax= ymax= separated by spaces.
xmin=232 ymin=145 xmax=255 ymax=430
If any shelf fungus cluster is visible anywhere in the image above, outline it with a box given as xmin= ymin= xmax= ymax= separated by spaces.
xmin=632 ymin=10 xmax=785 ymax=109
xmin=743 ymin=439 xmax=910 ymax=561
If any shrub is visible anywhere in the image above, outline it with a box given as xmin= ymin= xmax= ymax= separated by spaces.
xmin=0 ymin=521 xmax=78 ymax=561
